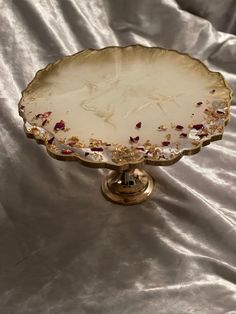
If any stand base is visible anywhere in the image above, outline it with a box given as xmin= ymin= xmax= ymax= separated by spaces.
xmin=101 ymin=168 xmax=155 ymax=205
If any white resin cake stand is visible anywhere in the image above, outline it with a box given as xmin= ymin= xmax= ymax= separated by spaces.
xmin=19 ymin=45 xmax=233 ymax=205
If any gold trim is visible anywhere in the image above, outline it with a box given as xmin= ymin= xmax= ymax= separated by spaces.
xmin=18 ymin=45 xmax=233 ymax=170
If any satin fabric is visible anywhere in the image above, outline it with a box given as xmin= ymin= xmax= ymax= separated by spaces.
xmin=0 ymin=1 xmax=236 ymax=313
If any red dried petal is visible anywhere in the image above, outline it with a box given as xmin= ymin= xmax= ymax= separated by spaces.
xmin=193 ymin=124 xmax=204 ymax=130
xmin=61 ymin=149 xmax=73 ymax=155
xmin=130 ymin=136 xmax=139 ymax=143
xmin=54 ymin=120 xmax=65 ymax=131
xmin=136 ymin=122 xmax=142 ymax=129
xmin=35 ymin=113 xmax=44 ymax=119
xmin=162 ymin=141 xmax=170 ymax=146
xmin=90 ymin=147 xmax=103 ymax=152
xmin=136 ymin=147 xmax=145 ymax=151
xmin=42 ymin=119 xmax=48 ymax=126
xmin=180 ymin=133 xmax=187 ymax=138
xmin=176 ymin=125 xmax=184 ymax=130
xmin=43 ymin=111 xmax=52 ymax=118
xmin=48 ymin=137 xmax=54 ymax=144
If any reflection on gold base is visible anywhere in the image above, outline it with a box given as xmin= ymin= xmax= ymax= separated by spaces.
xmin=101 ymin=168 xmax=155 ymax=205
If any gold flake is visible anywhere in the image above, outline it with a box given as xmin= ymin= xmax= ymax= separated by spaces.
xmin=158 ymin=125 xmax=167 ymax=131
xmin=166 ymin=134 xmax=171 ymax=141
xmin=192 ymin=139 xmax=200 ymax=146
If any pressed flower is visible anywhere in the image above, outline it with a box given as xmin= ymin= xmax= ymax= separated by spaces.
xmin=54 ymin=120 xmax=65 ymax=131
xmin=129 ymin=136 xmax=139 ymax=143
xmin=175 ymin=125 xmax=184 ymax=130
xmin=136 ymin=122 xmax=142 ymax=129
xmin=42 ymin=119 xmax=48 ymax=126
xmin=43 ymin=111 xmax=52 ymax=118
xmin=162 ymin=141 xmax=170 ymax=146
xmin=192 ymin=124 xmax=204 ymax=130
xmin=61 ymin=149 xmax=73 ymax=155
xmin=35 ymin=113 xmax=44 ymax=119
xmin=35 ymin=111 xmax=52 ymax=119
xmin=90 ymin=147 xmax=103 ymax=152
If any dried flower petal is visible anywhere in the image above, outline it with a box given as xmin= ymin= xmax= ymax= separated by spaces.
xmin=180 ymin=133 xmax=187 ymax=138
xmin=129 ymin=136 xmax=139 ymax=143
xmin=175 ymin=125 xmax=184 ymax=130
xmin=43 ymin=111 xmax=52 ymax=118
xmin=54 ymin=120 xmax=65 ymax=131
xmin=35 ymin=113 xmax=44 ymax=119
xmin=136 ymin=122 xmax=142 ymax=129
xmin=136 ymin=147 xmax=145 ymax=151
xmin=61 ymin=149 xmax=73 ymax=155
xmin=48 ymin=137 xmax=54 ymax=144
xmin=42 ymin=119 xmax=48 ymax=126
xmin=90 ymin=147 xmax=103 ymax=152
xmin=192 ymin=124 xmax=204 ymax=130
xmin=162 ymin=141 xmax=170 ymax=146
xmin=196 ymin=102 xmax=203 ymax=106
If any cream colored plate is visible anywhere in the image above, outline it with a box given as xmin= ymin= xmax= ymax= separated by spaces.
xmin=19 ymin=45 xmax=233 ymax=170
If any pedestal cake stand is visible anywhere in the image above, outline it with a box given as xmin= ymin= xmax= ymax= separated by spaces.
xmin=18 ymin=45 xmax=233 ymax=205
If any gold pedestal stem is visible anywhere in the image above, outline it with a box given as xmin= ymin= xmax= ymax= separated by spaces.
xmin=101 ymin=168 xmax=155 ymax=205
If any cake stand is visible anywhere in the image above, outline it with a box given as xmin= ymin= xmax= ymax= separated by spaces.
xmin=18 ymin=45 xmax=233 ymax=205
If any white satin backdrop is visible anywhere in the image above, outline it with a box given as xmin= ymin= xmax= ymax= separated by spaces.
xmin=0 ymin=1 xmax=236 ymax=313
